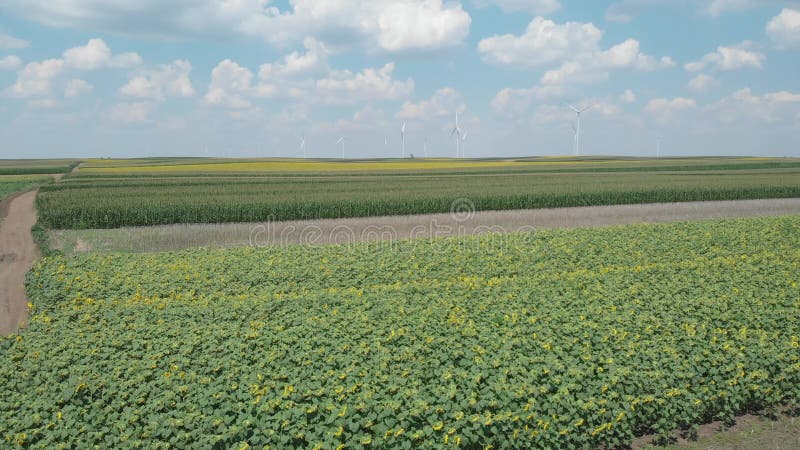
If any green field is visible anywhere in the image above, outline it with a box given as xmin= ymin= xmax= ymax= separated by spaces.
xmin=0 ymin=175 xmax=54 ymax=200
xmin=0 ymin=160 xmax=79 ymax=176
xmin=36 ymin=157 xmax=800 ymax=229
xmin=3 ymin=216 xmax=799 ymax=448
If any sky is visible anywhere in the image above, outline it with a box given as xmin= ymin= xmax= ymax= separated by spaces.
xmin=0 ymin=0 xmax=799 ymax=159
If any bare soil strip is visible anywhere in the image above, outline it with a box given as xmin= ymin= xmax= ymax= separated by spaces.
xmin=50 ymin=198 xmax=800 ymax=254
xmin=0 ymin=190 xmax=39 ymax=335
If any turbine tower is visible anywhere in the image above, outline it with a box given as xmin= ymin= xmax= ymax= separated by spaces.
xmin=566 ymin=103 xmax=593 ymax=156
xmin=337 ymin=137 xmax=346 ymax=159
xmin=656 ymin=135 xmax=662 ymax=158
xmin=424 ymin=137 xmax=429 ymax=158
xmin=450 ymin=111 xmax=462 ymax=158
xmin=401 ymin=121 xmax=406 ymax=158
xmin=300 ymin=134 xmax=306 ymax=159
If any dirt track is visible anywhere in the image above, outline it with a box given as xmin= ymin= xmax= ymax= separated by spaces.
xmin=0 ymin=190 xmax=39 ymax=335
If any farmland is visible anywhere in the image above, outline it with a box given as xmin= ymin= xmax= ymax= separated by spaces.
xmin=0 ymin=175 xmax=54 ymax=200
xmin=0 ymin=160 xmax=79 ymax=176
xmin=37 ymin=157 xmax=800 ymax=229
xmin=2 ymin=215 xmax=798 ymax=448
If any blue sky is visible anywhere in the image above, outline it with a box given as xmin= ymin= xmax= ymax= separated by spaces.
xmin=0 ymin=0 xmax=798 ymax=159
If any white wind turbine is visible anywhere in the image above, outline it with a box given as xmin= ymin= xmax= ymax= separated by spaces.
xmin=656 ymin=135 xmax=662 ymax=158
xmin=300 ymin=134 xmax=306 ymax=159
xmin=337 ymin=136 xmax=346 ymax=159
xmin=424 ymin=137 xmax=429 ymax=158
xmin=566 ymin=103 xmax=593 ymax=156
xmin=401 ymin=121 xmax=406 ymax=158
xmin=450 ymin=111 xmax=462 ymax=158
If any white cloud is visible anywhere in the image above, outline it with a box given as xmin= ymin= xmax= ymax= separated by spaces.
xmin=397 ymin=87 xmax=464 ymax=120
xmin=3 ymin=59 xmax=64 ymax=98
xmin=620 ymin=89 xmax=637 ymax=103
xmin=685 ymin=43 xmax=765 ymax=72
xmin=205 ymin=59 xmax=255 ymax=109
xmin=120 ymin=60 xmax=195 ymax=100
xmin=63 ymin=38 xmax=142 ymax=70
xmin=478 ymin=17 xmax=603 ymax=68
xmin=0 ymin=1 xmax=471 ymax=53
xmin=0 ymin=31 xmax=29 ymax=49
xmin=645 ymin=97 xmax=697 ymax=123
xmin=479 ymin=18 xmax=673 ymax=90
xmin=109 ymin=102 xmax=153 ymax=123
xmin=687 ymin=74 xmax=719 ymax=93
xmin=25 ymin=99 xmax=58 ymax=109
xmin=374 ymin=1 xmax=471 ymax=52
xmin=539 ymin=39 xmax=674 ymax=87
xmin=767 ymin=8 xmax=800 ymax=49
xmin=0 ymin=55 xmax=22 ymax=71
xmin=65 ymin=78 xmax=93 ymax=98
xmin=490 ymin=85 xmax=567 ymax=117
xmin=605 ymin=0 xmax=771 ymax=24
xmin=706 ymin=0 xmax=762 ymax=17
xmin=258 ymin=38 xmax=329 ymax=81
xmin=477 ymin=0 xmax=561 ymax=14
xmin=708 ymin=88 xmax=800 ymax=123
xmin=316 ymin=63 xmax=413 ymax=103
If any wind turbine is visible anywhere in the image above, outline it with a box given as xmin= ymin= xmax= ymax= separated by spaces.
xmin=569 ymin=122 xmax=578 ymax=156
xmin=450 ymin=111 xmax=462 ymax=158
xmin=424 ymin=137 xmax=429 ymax=158
xmin=300 ymin=134 xmax=306 ymax=159
xmin=337 ymin=136 xmax=346 ymax=159
xmin=566 ymin=103 xmax=593 ymax=156
xmin=656 ymin=135 xmax=662 ymax=158
xmin=401 ymin=121 xmax=406 ymax=158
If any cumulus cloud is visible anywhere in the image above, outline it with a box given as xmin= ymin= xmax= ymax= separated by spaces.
xmin=620 ymin=89 xmax=637 ymax=103
xmin=706 ymin=0 xmax=762 ymax=17
xmin=708 ymin=88 xmax=800 ymax=123
xmin=476 ymin=0 xmax=561 ymax=14
xmin=397 ymin=88 xmax=464 ymax=120
xmin=0 ymin=31 xmax=29 ymax=49
xmin=478 ymin=18 xmax=603 ymax=68
xmin=479 ymin=18 xmax=673 ymax=91
xmin=206 ymin=47 xmax=414 ymax=110
xmin=540 ymin=39 xmax=674 ymax=86
xmin=3 ymin=59 xmax=64 ymax=98
xmin=63 ymin=38 xmax=142 ymax=70
xmin=605 ymin=0 xmax=771 ymax=23
xmin=0 ymin=0 xmax=471 ymax=53
xmin=316 ymin=63 xmax=414 ymax=103
xmin=767 ymin=8 xmax=800 ymax=49
xmin=65 ymin=78 xmax=93 ymax=98
xmin=489 ymin=85 xmax=566 ymax=117
xmin=645 ymin=97 xmax=697 ymax=123
xmin=0 ymin=55 xmax=22 ymax=71
xmin=205 ymin=59 xmax=256 ymax=109
xmin=687 ymin=74 xmax=719 ymax=93
xmin=26 ymin=99 xmax=58 ymax=109
xmin=110 ymin=102 xmax=153 ymax=123
xmin=374 ymin=1 xmax=471 ymax=52
xmin=119 ymin=60 xmax=195 ymax=101
xmin=685 ymin=43 xmax=765 ymax=72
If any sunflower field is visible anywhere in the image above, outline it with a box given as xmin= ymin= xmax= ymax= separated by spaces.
xmin=2 ymin=216 xmax=799 ymax=448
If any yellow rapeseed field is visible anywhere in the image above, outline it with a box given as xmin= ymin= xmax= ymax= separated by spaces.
xmin=80 ymin=158 xmax=622 ymax=174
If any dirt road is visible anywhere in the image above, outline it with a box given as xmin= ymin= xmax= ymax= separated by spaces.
xmin=0 ymin=190 xmax=39 ymax=335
